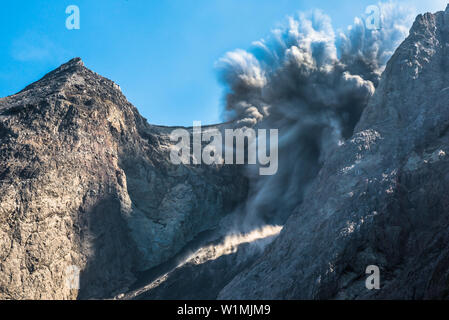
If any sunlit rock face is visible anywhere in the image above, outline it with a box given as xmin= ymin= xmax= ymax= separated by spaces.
xmin=219 ymin=6 xmax=449 ymax=299
xmin=0 ymin=58 xmax=248 ymax=299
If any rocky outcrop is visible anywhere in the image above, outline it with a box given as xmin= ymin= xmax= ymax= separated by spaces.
xmin=0 ymin=58 xmax=247 ymax=299
xmin=219 ymin=6 xmax=449 ymax=299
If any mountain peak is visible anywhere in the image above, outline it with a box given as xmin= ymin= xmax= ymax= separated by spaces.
xmin=58 ymin=57 xmax=85 ymax=70
xmin=13 ymin=57 xmax=125 ymax=100
xmin=14 ymin=57 xmax=88 ymax=95
xmin=44 ymin=57 xmax=87 ymax=79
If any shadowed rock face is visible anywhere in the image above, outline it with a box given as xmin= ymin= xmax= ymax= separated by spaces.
xmin=0 ymin=58 xmax=248 ymax=299
xmin=218 ymin=6 xmax=449 ymax=300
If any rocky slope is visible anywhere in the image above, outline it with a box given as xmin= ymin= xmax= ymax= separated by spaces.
xmin=3 ymin=5 xmax=449 ymax=301
xmin=0 ymin=58 xmax=247 ymax=299
xmin=219 ymin=6 xmax=449 ymax=299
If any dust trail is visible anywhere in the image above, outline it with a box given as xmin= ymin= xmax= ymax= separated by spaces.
xmin=183 ymin=225 xmax=283 ymax=265
xmin=121 ymin=225 xmax=282 ymax=299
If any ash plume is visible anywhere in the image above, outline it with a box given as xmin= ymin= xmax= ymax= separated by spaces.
xmin=217 ymin=2 xmax=414 ymax=226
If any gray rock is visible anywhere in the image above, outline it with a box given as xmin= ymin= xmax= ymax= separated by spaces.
xmin=218 ymin=6 xmax=449 ymax=300
xmin=0 ymin=58 xmax=247 ymax=299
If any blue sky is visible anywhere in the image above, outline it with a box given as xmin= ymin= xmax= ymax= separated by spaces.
xmin=0 ymin=0 xmax=446 ymax=126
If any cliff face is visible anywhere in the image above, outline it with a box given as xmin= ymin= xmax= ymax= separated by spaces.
xmin=3 ymin=5 xmax=449 ymax=301
xmin=219 ymin=6 xmax=449 ymax=299
xmin=0 ymin=58 xmax=247 ymax=299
